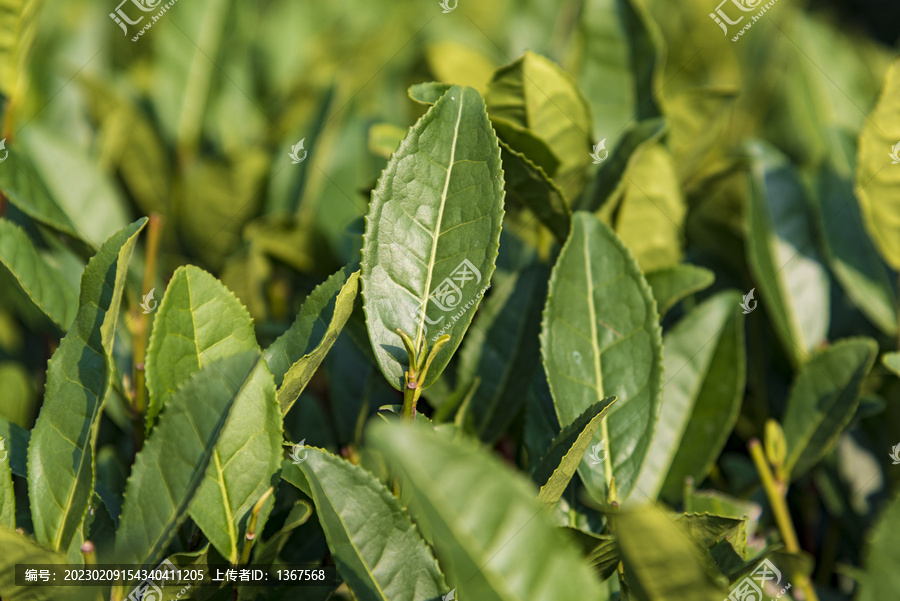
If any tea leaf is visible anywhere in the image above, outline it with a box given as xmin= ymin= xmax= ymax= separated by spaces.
xmin=27 ymin=219 xmax=145 ymax=552
xmin=634 ymin=292 xmax=745 ymax=502
xmin=645 ymin=264 xmax=715 ymax=317
xmin=855 ymin=59 xmax=900 ymax=270
xmin=0 ymin=526 xmax=95 ymax=601
xmin=500 ymin=141 xmax=572 ymax=243
xmin=0 ymin=417 xmax=28 ymax=478
xmin=292 ymin=448 xmax=447 ymax=601
xmin=0 ymin=451 xmax=13 ymax=529
xmin=745 ymin=143 xmax=829 ymax=366
xmin=857 ymin=492 xmax=900 ymax=601
xmin=0 ymin=218 xmax=78 ymax=330
xmin=541 ymin=212 xmax=662 ymax=501
xmin=369 ymin=422 xmax=604 ymax=601
xmin=782 ymin=338 xmax=877 ymax=479
xmin=114 ymin=352 xmax=259 ymax=569
xmin=265 ymin=265 xmax=360 ymax=415
xmin=884 ymin=352 xmax=900 ymax=378
xmin=361 ymin=84 xmax=504 ymax=390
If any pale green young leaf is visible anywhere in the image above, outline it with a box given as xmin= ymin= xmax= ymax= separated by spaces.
xmin=0 ymin=0 xmax=40 ymax=105
xmin=27 ymin=219 xmax=146 ymax=552
xmin=361 ymin=84 xmax=504 ymax=390
xmin=293 ymin=448 xmax=447 ymax=601
xmin=114 ymin=352 xmax=259 ymax=569
xmin=745 ymin=142 xmax=829 ymax=366
xmin=541 ymin=212 xmax=662 ymax=501
xmin=855 ymin=60 xmax=900 ymax=270
xmin=369 ymin=422 xmax=604 ymax=601
xmin=782 ymin=338 xmax=878 ymax=479
xmin=533 ymin=397 xmax=617 ymax=509
xmin=0 ymin=219 xmax=77 ymax=331
xmin=264 ymin=265 xmax=360 ymax=415
xmin=645 ymin=264 xmax=715 ymax=317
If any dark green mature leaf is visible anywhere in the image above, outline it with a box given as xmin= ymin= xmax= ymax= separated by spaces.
xmin=500 ymin=142 xmax=572 ymax=243
xmin=782 ymin=338 xmax=878 ymax=479
xmin=146 ymin=265 xmax=283 ymax=563
xmin=0 ymin=417 xmax=28 ymax=477
xmin=486 ymin=51 xmax=592 ymax=197
xmin=0 ymin=526 xmax=95 ymax=601
xmin=114 ymin=352 xmax=259 ymax=569
xmin=146 ymin=265 xmax=259 ymax=430
xmin=814 ymin=164 xmax=897 ymax=335
xmin=645 ymin=264 xmax=715 ymax=317
xmin=369 ymin=422 xmax=603 ymax=601
xmin=857 ymin=492 xmax=900 ymax=601
xmin=579 ymin=117 xmax=665 ymax=213
xmin=0 ymin=445 xmax=13 ymax=529
xmin=0 ymin=219 xmax=77 ymax=330
xmin=541 ymin=212 xmax=662 ymax=501
xmin=264 ymin=265 xmax=360 ymax=414
xmin=856 ymin=59 xmax=900 ymax=271
xmin=533 ymin=397 xmax=616 ymax=509
xmin=361 ymin=84 xmax=504 ymax=390
xmin=575 ymin=0 xmax=661 ymax=146
xmin=745 ymin=143 xmax=829 ymax=366
xmin=634 ymin=292 xmax=745 ymax=502
xmin=252 ymin=500 xmax=313 ymax=566
xmin=455 ymin=263 xmax=547 ymax=443
xmin=565 ymin=528 xmax=619 ymax=580
xmin=27 ymin=219 xmax=145 ymax=552
xmin=294 ymin=448 xmax=447 ymax=601
xmin=613 ymin=506 xmax=727 ymax=601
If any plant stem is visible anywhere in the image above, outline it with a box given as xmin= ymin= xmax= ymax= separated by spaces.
xmin=401 ymin=380 xmax=422 ymax=421
xmin=240 ymin=487 xmax=274 ymax=565
xmin=748 ymin=439 xmax=818 ymax=601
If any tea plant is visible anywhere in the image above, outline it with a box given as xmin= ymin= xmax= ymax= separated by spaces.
xmin=0 ymin=0 xmax=898 ymax=600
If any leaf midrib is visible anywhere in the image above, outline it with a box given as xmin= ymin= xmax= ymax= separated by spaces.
xmin=415 ymin=89 xmax=466 ymax=348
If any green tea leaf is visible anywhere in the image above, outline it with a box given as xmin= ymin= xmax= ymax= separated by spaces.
xmin=499 ymin=141 xmax=572 ymax=243
xmin=264 ymin=265 xmax=360 ymax=415
xmin=252 ymin=500 xmax=313 ymax=567
xmin=782 ymin=338 xmax=878 ymax=479
xmin=0 ymin=445 xmax=13 ymax=529
xmin=146 ymin=266 xmax=259 ymax=430
xmin=613 ymin=506 xmax=727 ymax=601
xmin=408 ymin=82 xmax=453 ymax=106
xmin=0 ymin=218 xmax=77 ymax=331
xmin=0 ymin=417 xmax=28 ymax=478
xmin=294 ymin=447 xmax=447 ymax=601
xmin=645 ymin=264 xmax=715 ymax=317
xmin=0 ymin=0 xmax=40 ymax=106
xmin=361 ymin=84 xmax=504 ymax=390
xmin=745 ymin=142 xmax=829 ymax=366
xmin=884 ymin=352 xmax=900 ymax=378
xmin=114 ymin=352 xmax=259 ymax=569
xmin=486 ymin=51 xmax=592 ymax=197
xmin=615 ymin=144 xmax=687 ymax=272
xmin=634 ymin=292 xmax=745 ymax=502
xmin=455 ymin=263 xmax=548 ymax=443
xmin=541 ymin=212 xmax=662 ymax=501
xmin=27 ymin=219 xmax=146 ymax=552
xmin=857 ymin=492 xmax=900 ymax=601
xmin=0 ymin=526 xmax=95 ymax=601
xmin=369 ymin=422 xmax=603 ymax=601
xmin=856 ymin=59 xmax=900 ymax=270
xmin=533 ymin=397 xmax=617 ymax=509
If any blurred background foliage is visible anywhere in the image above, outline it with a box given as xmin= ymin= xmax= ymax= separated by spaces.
xmin=1 ymin=0 xmax=900 ymax=596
